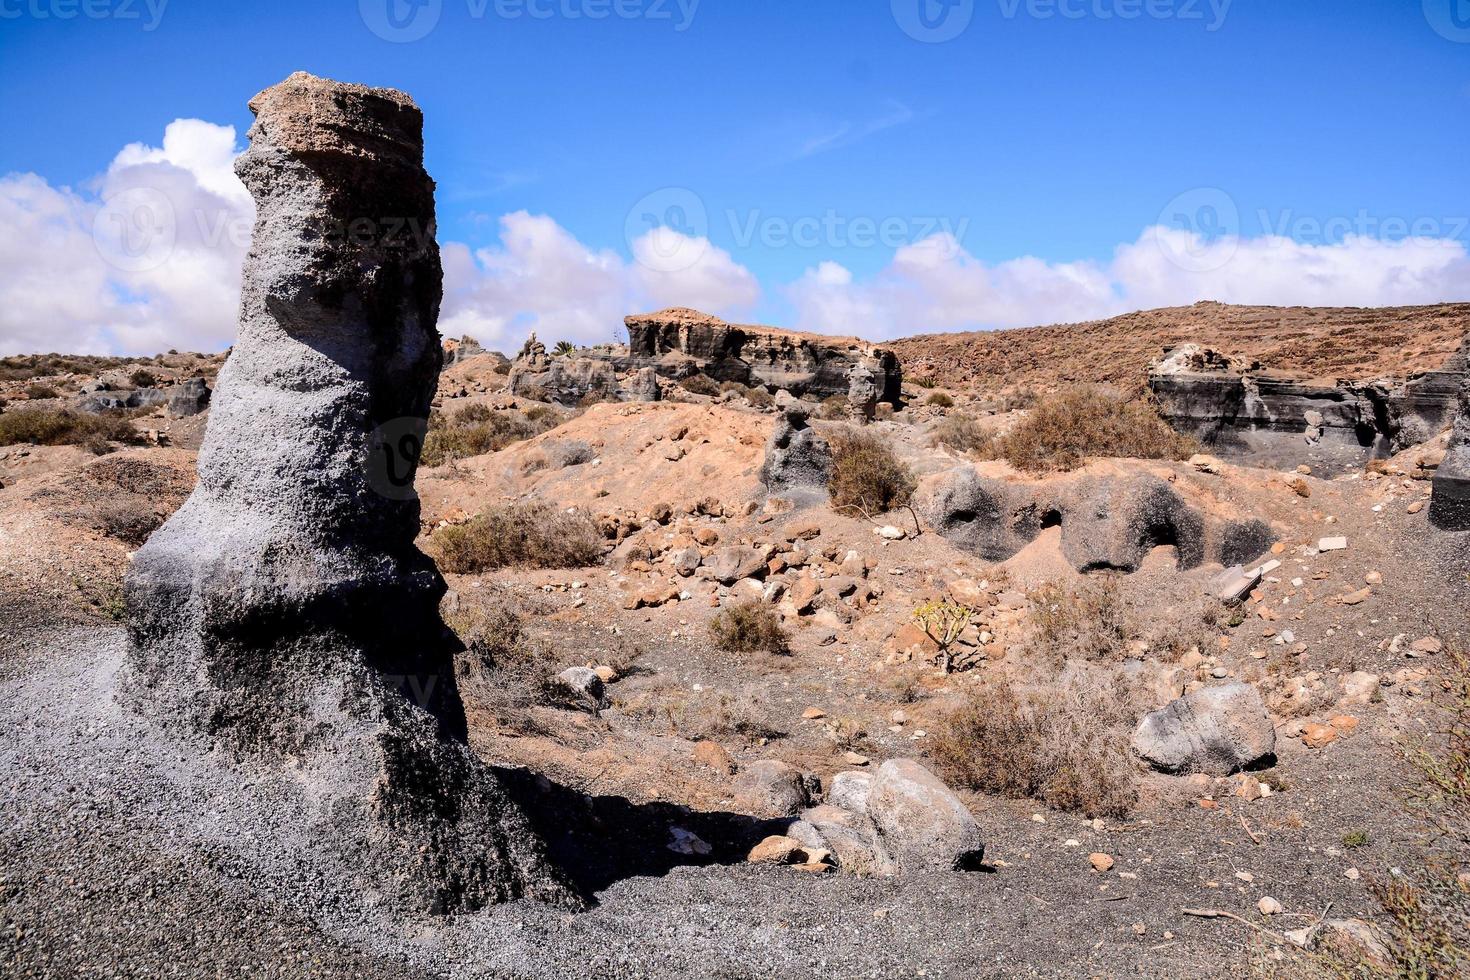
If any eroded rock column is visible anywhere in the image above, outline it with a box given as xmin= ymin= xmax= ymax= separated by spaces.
xmin=124 ymin=72 xmax=571 ymax=912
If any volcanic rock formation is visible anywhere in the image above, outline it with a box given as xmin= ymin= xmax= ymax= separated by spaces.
xmin=1431 ymin=364 xmax=1470 ymax=530
xmin=1149 ymin=342 xmax=1467 ymax=473
xmin=759 ymin=407 xmax=832 ymax=498
xmin=915 ymin=467 xmax=1273 ymax=573
xmin=122 ymin=72 xmax=571 ymax=913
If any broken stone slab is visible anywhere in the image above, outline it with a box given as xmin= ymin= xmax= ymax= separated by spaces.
xmin=866 ymin=759 xmax=984 ymax=873
xmin=1211 ymin=565 xmax=1261 ymax=605
xmin=121 ymin=72 xmax=572 ymax=914
xmin=1318 ymin=536 xmax=1348 ymax=551
xmin=1131 ymin=682 xmax=1276 ymax=776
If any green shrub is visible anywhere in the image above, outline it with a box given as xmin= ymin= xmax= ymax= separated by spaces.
xmin=709 ymin=601 xmax=789 ymax=654
xmin=430 ymin=503 xmax=604 ymax=573
xmin=827 ymin=428 xmax=916 ymax=514
xmin=0 ymin=408 xmax=140 ymax=454
xmin=992 ymin=386 xmax=1195 ymax=473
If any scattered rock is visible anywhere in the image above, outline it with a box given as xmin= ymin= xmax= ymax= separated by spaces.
xmin=866 ymin=759 xmax=984 ymax=872
xmin=1131 ymin=682 xmax=1276 ymax=775
xmin=1089 ymin=853 xmax=1114 ymax=873
xmin=692 ymin=740 xmax=736 ymax=775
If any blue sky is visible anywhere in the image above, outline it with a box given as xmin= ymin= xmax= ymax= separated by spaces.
xmin=1 ymin=0 xmax=1468 ymax=354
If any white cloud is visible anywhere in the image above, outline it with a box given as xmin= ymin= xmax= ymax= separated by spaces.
xmin=788 ymin=227 xmax=1470 ymax=338
xmin=440 ymin=211 xmax=758 ymax=349
xmin=0 ymin=119 xmax=252 ymax=357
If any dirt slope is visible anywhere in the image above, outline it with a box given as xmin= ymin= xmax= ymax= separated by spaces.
xmin=890 ymin=301 xmax=1470 ymax=393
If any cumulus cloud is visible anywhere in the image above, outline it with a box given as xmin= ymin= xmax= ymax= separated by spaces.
xmin=440 ymin=212 xmax=758 ymax=349
xmin=0 ymin=119 xmax=252 ymax=357
xmin=789 ymin=227 xmax=1470 ymax=338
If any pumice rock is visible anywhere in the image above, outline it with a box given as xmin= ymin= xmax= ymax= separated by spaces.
xmin=123 ymin=72 xmax=572 ymax=913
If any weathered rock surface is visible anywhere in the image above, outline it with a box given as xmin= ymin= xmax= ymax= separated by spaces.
xmin=759 ymin=408 xmax=831 ymax=496
xmin=865 ymin=759 xmax=984 ymax=872
xmin=121 ymin=72 xmax=571 ymax=914
xmin=1131 ymin=682 xmax=1276 ymax=775
xmin=507 ymin=335 xmax=621 ymax=405
xmin=1150 ymin=342 xmax=1467 ymax=473
xmin=1430 ymin=362 xmax=1470 ymax=530
xmin=77 ymin=378 xmax=211 ymax=417
xmin=916 ymin=467 xmax=1274 ymax=573
xmin=624 ymin=308 xmax=902 ymax=404
xmin=734 ymin=760 xmax=810 ymax=818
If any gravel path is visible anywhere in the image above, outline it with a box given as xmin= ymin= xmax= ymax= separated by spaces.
xmin=1 ymin=623 xmax=1426 ymax=979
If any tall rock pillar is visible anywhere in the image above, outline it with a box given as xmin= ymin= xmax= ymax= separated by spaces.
xmin=124 ymin=72 xmax=571 ymax=912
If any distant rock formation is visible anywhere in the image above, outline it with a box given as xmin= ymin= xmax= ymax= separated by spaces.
xmin=123 ymin=72 xmax=571 ymax=914
xmin=77 ymin=377 xmax=211 ymax=417
xmin=915 ymin=467 xmax=1273 ymax=573
xmin=442 ymin=334 xmax=485 ymax=366
xmin=1149 ymin=342 xmax=1466 ymax=473
xmin=507 ymin=332 xmax=622 ymax=404
xmin=624 ymin=308 xmax=902 ymax=405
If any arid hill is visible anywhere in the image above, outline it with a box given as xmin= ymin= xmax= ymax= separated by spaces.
xmin=890 ymin=301 xmax=1470 ymax=393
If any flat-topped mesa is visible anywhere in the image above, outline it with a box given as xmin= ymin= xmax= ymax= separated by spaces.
xmin=123 ymin=72 xmax=571 ymax=913
xmin=623 ymin=308 xmax=903 ymax=406
xmin=1149 ymin=341 xmax=1467 ymax=475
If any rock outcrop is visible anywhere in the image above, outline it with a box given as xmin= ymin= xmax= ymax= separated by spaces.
xmin=77 ymin=377 xmax=211 ymax=417
xmin=122 ymin=73 xmax=571 ymax=913
xmin=1131 ymin=682 xmax=1276 ymax=775
xmin=624 ymin=308 xmax=902 ymax=404
xmin=1431 ymin=363 xmax=1470 ymax=530
xmin=507 ymin=333 xmax=621 ymax=404
xmin=1150 ymin=342 xmax=1467 ymax=473
xmin=915 ymin=467 xmax=1274 ymax=573
xmin=759 ymin=407 xmax=831 ymax=497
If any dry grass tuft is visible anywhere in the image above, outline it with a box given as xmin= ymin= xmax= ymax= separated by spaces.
xmin=827 ymin=427 xmax=916 ymax=514
xmin=419 ymin=402 xmax=560 ymax=466
xmin=931 ymin=412 xmax=993 ymax=455
xmin=0 ymin=408 xmax=141 ymax=454
xmin=430 ymin=503 xmax=604 ymax=573
xmin=990 ymin=386 xmax=1195 ymax=472
xmin=929 ymin=672 xmax=1138 ymax=818
xmin=1027 ymin=577 xmax=1131 ymax=663
xmin=709 ymin=601 xmax=789 ymax=655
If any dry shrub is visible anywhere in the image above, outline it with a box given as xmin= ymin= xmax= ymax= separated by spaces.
xmin=0 ymin=408 xmax=140 ymax=454
xmin=618 ymin=683 xmax=786 ymax=743
xmin=419 ymin=402 xmax=559 ymax=466
xmin=925 ymin=391 xmax=954 ymax=408
xmin=992 ymin=386 xmax=1195 ymax=473
xmin=816 ymin=395 xmax=849 ymax=420
xmin=444 ymin=599 xmax=560 ymax=715
xmin=1137 ymin=595 xmax=1226 ymax=663
xmin=542 ymin=439 xmax=594 ymax=468
xmin=827 ymin=428 xmax=916 ymax=514
xmin=744 ymin=386 xmax=774 ymax=408
xmin=24 ymin=383 xmax=60 ymax=399
xmin=1027 ymin=576 xmax=1130 ymax=663
xmin=0 ymin=352 xmax=132 ymax=382
xmin=128 ymin=369 xmax=158 ymax=388
xmin=930 ymin=672 xmax=1138 ymax=818
xmin=931 ymin=412 xmax=993 ymax=455
xmin=430 ymin=503 xmax=604 ymax=573
xmin=677 ymin=374 xmax=721 ymax=397
xmin=709 ymin=601 xmax=789 ymax=655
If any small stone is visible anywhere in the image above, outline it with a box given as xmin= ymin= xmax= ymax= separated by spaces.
xmin=801 ymin=707 xmax=826 ymax=720
xmin=747 ymin=835 xmax=806 ymax=865
xmin=593 ymin=665 xmax=618 ymax=683
xmin=1364 ymin=571 xmax=1382 ymax=586
xmin=692 ymin=740 xmax=736 ymax=775
xmin=1410 ymin=637 xmax=1443 ymax=654
xmin=1089 ymin=853 xmax=1114 ymax=873
xmin=1345 ymin=867 xmax=1360 ymax=881
xmin=1235 ymin=870 xmax=1254 ymax=882
xmin=1302 ymin=722 xmax=1338 ymax=749
xmin=842 ymin=751 xmax=870 ymax=766
xmin=1131 ymin=921 xmax=1146 ymax=936
xmin=1258 ymin=896 xmax=1283 ymax=916
xmin=1318 ymin=536 xmax=1347 ymax=551
xmin=1339 ymin=587 xmax=1372 ymax=606
xmin=876 ymin=525 xmax=907 ymax=540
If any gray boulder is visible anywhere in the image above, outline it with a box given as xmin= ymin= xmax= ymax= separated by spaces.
xmin=121 ymin=72 xmax=572 ymax=914
xmin=828 ymin=770 xmax=873 ymax=813
xmin=734 ymin=759 xmax=810 ymax=818
xmin=758 ymin=408 xmax=831 ymax=495
xmin=1060 ymin=474 xmax=1205 ymax=573
xmin=866 ymin=759 xmax=984 ymax=872
xmin=914 ymin=467 xmax=1041 ymax=561
xmin=1132 ymin=682 xmax=1276 ymax=775
xmin=1431 ymin=372 xmax=1470 ymax=531
xmin=621 ymin=366 xmax=661 ymax=402
xmin=553 ymin=667 xmax=607 ymax=712
xmin=166 ymin=377 xmax=211 ymax=416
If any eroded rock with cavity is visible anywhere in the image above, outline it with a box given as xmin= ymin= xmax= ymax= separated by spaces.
xmin=1131 ymin=682 xmax=1276 ymax=775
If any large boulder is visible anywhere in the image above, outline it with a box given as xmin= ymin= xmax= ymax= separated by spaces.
xmin=708 ymin=545 xmax=769 ymax=585
xmin=865 ymin=759 xmax=984 ymax=872
xmin=914 ymin=468 xmax=1042 ymax=561
xmin=122 ymin=72 xmax=572 ymax=914
xmin=759 ymin=408 xmax=831 ymax=496
xmin=734 ymin=760 xmax=810 ymax=818
xmin=1060 ymin=474 xmax=1205 ymax=573
xmin=1131 ymin=682 xmax=1276 ymax=775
